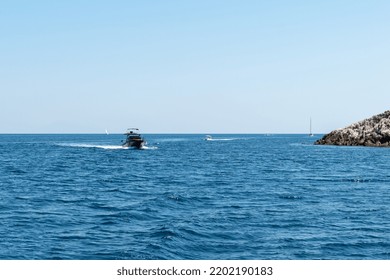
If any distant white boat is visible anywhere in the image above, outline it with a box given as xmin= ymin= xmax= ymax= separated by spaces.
xmin=205 ymin=135 xmax=212 ymax=141
xmin=309 ymin=118 xmax=314 ymax=137
xmin=105 ymin=129 xmax=109 ymax=135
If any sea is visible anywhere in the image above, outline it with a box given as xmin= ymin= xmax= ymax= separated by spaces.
xmin=0 ymin=134 xmax=389 ymax=260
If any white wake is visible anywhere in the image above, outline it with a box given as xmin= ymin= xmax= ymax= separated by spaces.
xmin=57 ymin=143 xmax=158 ymax=150
xmin=57 ymin=143 xmax=128 ymax=150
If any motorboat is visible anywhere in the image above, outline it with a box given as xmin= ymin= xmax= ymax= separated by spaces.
xmin=205 ymin=135 xmax=213 ymax=141
xmin=122 ymin=128 xmax=145 ymax=149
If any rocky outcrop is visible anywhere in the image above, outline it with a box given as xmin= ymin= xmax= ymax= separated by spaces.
xmin=315 ymin=110 xmax=390 ymax=147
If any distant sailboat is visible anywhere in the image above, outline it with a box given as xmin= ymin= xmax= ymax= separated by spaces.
xmin=309 ymin=118 xmax=314 ymax=137
xmin=105 ymin=129 xmax=109 ymax=135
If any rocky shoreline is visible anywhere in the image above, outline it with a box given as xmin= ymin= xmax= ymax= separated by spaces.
xmin=315 ymin=110 xmax=390 ymax=147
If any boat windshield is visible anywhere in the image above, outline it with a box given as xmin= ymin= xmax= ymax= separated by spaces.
xmin=125 ymin=128 xmax=140 ymax=135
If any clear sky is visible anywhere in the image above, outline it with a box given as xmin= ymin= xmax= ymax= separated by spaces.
xmin=1 ymin=0 xmax=389 ymax=133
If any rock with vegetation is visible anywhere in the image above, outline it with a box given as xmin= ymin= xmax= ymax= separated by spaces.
xmin=315 ymin=110 xmax=390 ymax=147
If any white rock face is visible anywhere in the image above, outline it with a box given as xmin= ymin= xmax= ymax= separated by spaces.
xmin=315 ymin=110 xmax=390 ymax=147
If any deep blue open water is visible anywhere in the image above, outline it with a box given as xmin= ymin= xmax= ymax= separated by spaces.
xmin=0 ymin=134 xmax=389 ymax=259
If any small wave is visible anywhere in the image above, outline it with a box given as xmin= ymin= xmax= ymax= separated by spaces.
xmin=206 ymin=138 xmax=236 ymax=141
xmin=290 ymin=143 xmax=315 ymax=147
xmin=155 ymin=138 xmax=189 ymax=142
xmin=141 ymin=145 xmax=158 ymax=150
xmin=279 ymin=194 xmax=303 ymax=200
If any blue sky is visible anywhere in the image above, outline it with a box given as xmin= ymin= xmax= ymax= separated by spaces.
xmin=1 ymin=0 xmax=389 ymax=133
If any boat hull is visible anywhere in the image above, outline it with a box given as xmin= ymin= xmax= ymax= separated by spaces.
xmin=122 ymin=139 xmax=144 ymax=149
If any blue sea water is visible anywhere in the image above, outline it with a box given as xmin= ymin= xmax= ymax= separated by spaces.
xmin=0 ymin=134 xmax=389 ymax=260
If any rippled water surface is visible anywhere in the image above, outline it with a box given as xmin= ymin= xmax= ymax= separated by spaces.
xmin=0 ymin=134 xmax=389 ymax=259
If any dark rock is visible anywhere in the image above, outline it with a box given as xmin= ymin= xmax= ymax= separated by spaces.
xmin=315 ymin=110 xmax=390 ymax=147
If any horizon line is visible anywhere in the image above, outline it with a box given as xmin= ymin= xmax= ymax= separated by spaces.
xmin=0 ymin=132 xmax=325 ymax=135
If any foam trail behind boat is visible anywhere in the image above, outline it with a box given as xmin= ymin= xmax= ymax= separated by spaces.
xmin=57 ymin=143 xmax=128 ymax=150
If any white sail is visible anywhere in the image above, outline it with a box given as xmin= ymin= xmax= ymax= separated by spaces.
xmin=309 ymin=118 xmax=314 ymax=136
